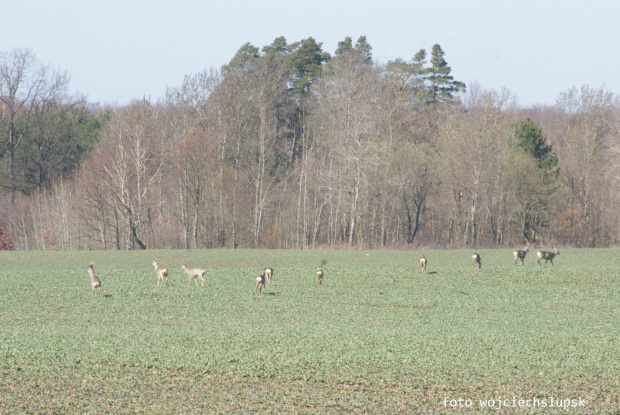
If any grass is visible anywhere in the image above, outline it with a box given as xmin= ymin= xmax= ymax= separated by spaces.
xmin=0 ymin=248 xmax=618 ymax=414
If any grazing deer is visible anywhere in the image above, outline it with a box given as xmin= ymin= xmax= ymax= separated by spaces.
xmin=264 ymin=267 xmax=274 ymax=286
xmin=316 ymin=265 xmax=323 ymax=288
xmin=513 ymin=246 xmax=529 ymax=266
xmin=152 ymin=258 xmax=168 ymax=287
xmin=420 ymin=255 xmax=427 ymax=274
xmin=181 ymin=264 xmax=206 ymax=287
xmin=537 ymin=249 xmax=560 ymax=266
xmin=87 ymin=262 xmax=101 ymax=296
xmin=472 ymin=253 xmax=482 ymax=268
xmin=255 ymin=271 xmax=265 ymax=294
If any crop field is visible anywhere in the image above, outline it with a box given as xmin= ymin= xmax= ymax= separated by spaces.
xmin=0 ymin=248 xmax=618 ymax=414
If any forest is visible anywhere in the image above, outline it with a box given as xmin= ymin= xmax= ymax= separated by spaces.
xmin=1 ymin=36 xmax=619 ymax=250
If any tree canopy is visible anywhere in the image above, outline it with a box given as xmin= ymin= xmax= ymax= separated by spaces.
xmin=514 ymin=117 xmax=558 ymax=175
xmin=1 ymin=39 xmax=618 ymax=251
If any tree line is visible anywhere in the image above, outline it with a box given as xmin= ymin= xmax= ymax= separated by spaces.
xmin=1 ymin=37 xmax=619 ymax=251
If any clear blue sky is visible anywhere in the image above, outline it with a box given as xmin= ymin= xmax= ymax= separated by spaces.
xmin=3 ymin=0 xmax=618 ymax=107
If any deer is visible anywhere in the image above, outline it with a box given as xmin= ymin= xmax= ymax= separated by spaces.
xmin=264 ymin=267 xmax=274 ymax=286
xmin=472 ymin=253 xmax=482 ymax=269
xmin=87 ymin=262 xmax=101 ymax=295
xmin=152 ymin=258 xmax=168 ymax=287
xmin=181 ymin=264 xmax=206 ymax=287
xmin=420 ymin=255 xmax=427 ymax=274
xmin=316 ymin=265 xmax=323 ymax=288
xmin=537 ymin=249 xmax=560 ymax=266
xmin=513 ymin=246 xmax=529 ymax=266
xmin=255 ymin=270 xmax=265 ymax=294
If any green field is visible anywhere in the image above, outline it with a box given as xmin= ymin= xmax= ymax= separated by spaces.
xmin=0 ymin=248 xmax=618 ymax=414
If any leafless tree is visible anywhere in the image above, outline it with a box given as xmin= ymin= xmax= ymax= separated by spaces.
xmin=553 ymin=86 xmax=617 ymax=246
xmin=437 ymin=85 xmax=517 ymax=247
xmin=165 ymin=68 xmax=223 ymax=248
xmin=311 ymin=54 xmax=389 ymax=246
xmin=97 ymin=102 xmax=165 ymax=249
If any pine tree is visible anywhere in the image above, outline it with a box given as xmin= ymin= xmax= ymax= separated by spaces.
xmin=222 ymin=43 xmax=260 ymax=73
xmin=512 ymin=117 xmax=559 ymax=242
xmin=384 ymin=49 xmax=428 ymax=104
xmin=354 ymin=36 xmax=372 ymax=63
xmin=286 ymin=37 xmax=330 ymax=95
xmin=335 ymin=36 xmax=372 ymax=63
xmin=261 ymin=36 xmax=288 ymax=56
xmin=514 ymin=117 xmax=558 ymax=178
xmin=425 ymin=44 xmax=466 ymax=104
xmin=335 ymin=36 xmax=353 ymax=56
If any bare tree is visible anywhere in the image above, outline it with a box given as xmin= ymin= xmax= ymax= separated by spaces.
xmin=391 ymin=140 xmax=436 ymax=245
xmin=207 ymin=66 xmax=255 ymax=248
xmin=554 ymin=86 xmax=617 ymax=246
xmin=165 ymin=68 xmax=223 ymax=248
xmin=175 ymin=129 xmax=219 ymax=248
xmin=312 ymin=54 xmax=389 ymax=246
xmin=437 ymin=85 xmax=517 ymax=247
xmin=97 ymin=102 xmax=165 ymax=249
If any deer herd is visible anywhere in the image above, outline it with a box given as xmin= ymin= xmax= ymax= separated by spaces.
xmin=87 ymin=247 xmax=560 ymax=295
xmin=422 ymin=244 xmax=559 ymax=274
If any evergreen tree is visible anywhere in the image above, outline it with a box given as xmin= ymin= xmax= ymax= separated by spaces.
xmin=514 ymin=117 xmax=558 ymax=178
xmin=262 ymin=36 xmax=288 ymax=56
xmin=335 ymin=36 xmax=353 ymax=56
xmin=222 ymin=43 xmax=260 ymax=73
xmin=512 ymin=117 xmax=559 ymax=242
xmin=410 ymin=49 xmax=429 ymax=102
xmin=335 ymin=36 xmax=372 ymax=63
xmin=384 ymin=51 xmax=427 ymax=105
xmin=287 ymin=37 xmax=330 ymax=96
xmin=412 ymin=49 xmax=426 ymax=71
xmin=354 ymin=36 xmax=372 ymax=63
xmin=425 ymin=44 xmax=466 ymax=104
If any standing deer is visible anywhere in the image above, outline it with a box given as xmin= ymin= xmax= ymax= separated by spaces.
xmin=316 ymin=265 xmax=323 ymax=288
xmin=472 ymin=253 xmax=482 ymax=268
xmin=513 ymin=246 xmax=529 ymax=266
xmin=255 ymin=270 xmax=265 ymax=294
xmin=537 ymin=249 xmax=560 ymax=266
xmin=87 ymin=262 xmax=101 ymax=295
xmin=181 ymin=264 xmax=206 ymax=287
xmin=420 ymin=255 xmax=427 ymax=274
xmin=264 ymin=267 xmax=274 ymax=286
xmin=152 ymin=258 xmax=168 ymax=287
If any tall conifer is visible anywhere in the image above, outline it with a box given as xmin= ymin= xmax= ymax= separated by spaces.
xmin=425 ymin=44 xmax=466 ymax=104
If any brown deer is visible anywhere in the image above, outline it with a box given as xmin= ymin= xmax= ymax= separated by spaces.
xmin=472 ymin=253 xmax=482 ymax=268
xmin=181 ymin=264 xmax=206 ymax=287
xmin=316 ymin=265 xmax=323 ymax=288
xmin=420 ymin=255 xmax=427 ymax=274
xmin=87 ymin=262 xmax=101 ymax=295
xmin=264 ymin=267 xmax=274 ymax=286
xmin=255 ymin=271 xmax=265 ymax=294
xmin=152 ymin=258 xmax=168 ymax=287
xmin=537 ymin=249 xmax=560 ymax=266
xmin=513 ymin=246 xmax=529 ymax=266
